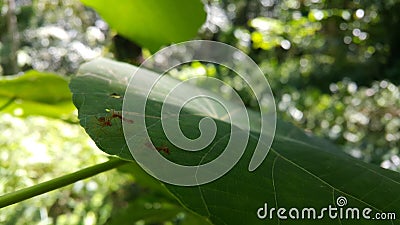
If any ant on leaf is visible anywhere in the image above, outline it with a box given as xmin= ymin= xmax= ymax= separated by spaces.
xmin=96 ymin=109 xmax=134 ymax=128
xmin=144 ymin=142 xmax=170 ymax=155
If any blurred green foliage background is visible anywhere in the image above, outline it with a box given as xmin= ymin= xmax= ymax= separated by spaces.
xmin=0 ymin=0 xmax=399 ymax=224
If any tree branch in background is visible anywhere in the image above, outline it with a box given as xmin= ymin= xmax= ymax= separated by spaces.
xmin=4 ymin=0 xmax=20 ymax=75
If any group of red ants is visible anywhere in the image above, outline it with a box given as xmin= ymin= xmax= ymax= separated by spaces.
xmin=96 ymin=109 xmax=170 ymax=155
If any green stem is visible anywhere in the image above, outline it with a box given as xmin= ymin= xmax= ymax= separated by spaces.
xmin=0 ymin=157 xmax=129 ymax=208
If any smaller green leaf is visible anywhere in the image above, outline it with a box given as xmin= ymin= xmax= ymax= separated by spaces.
xmin=117 ymin=161 xmax=172 ymax=197
xmin=115 ymin=161 xmax=211 ymax=225
xmin=0 ymin=71 xmax=76 ymax=120
xmin=81 ymin=0 xmax=207 ymax=51
xmin=105 ymin=196 xmax=210 ymax=225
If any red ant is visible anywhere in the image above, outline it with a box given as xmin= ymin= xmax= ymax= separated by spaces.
xmin=144 ymin=142 xmax=170 ymax=155
xmin=97 ymin=116 xmax=112 ymax=127
xmin=96 ymin=109 xmax=134 ymax=128
xmin=109 ymin=109 xmax=134 ymax=124
xmin=155 ymin=146 xmax=170 ymax=155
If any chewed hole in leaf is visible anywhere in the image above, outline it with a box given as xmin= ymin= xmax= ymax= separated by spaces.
xmin=110 ymin=92 xmax=122 ymax=99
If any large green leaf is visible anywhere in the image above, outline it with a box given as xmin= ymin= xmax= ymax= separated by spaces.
xmin=70 ymin=58 xmax=400 ymax=225
xmin=0 ymin=71 xmax=76 ymax=120
xmin=80 ymin=0 xmax=206 ymax=52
